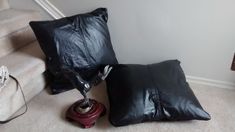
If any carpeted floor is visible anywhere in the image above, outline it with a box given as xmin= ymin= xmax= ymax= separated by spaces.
xmin=1 ymin=82 xmax=235 ymax=132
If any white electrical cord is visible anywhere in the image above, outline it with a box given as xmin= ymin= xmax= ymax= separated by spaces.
xmin=0 ymin=66 xmax=9 ymax=91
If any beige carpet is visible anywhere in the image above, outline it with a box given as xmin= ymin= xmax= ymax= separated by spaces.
xmin=1 ymin=82 xmax=235 ymax=132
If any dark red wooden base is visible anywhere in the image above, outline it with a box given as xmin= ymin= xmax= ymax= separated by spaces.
xmin=66 ymin=99 xmax=106 ymax=128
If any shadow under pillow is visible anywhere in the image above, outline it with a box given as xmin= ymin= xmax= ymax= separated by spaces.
xmin=106 ymin=60 xmax=210 ymax=127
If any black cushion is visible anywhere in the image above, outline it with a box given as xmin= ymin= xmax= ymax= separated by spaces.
xmin=106 ymin=60 xmax=210 ymax=126
xmin=29 ymin=8 xmax=118 ymax=94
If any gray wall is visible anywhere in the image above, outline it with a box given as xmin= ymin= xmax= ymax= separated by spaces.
xmin=51 ymin=0 xmax=235 ymax=84
xmin=10 ymin=0 xmax=235 ymax=84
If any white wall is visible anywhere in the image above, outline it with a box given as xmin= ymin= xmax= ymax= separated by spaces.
xmin=10 ymin=0 xmax=235 ymax=85
xmin=9 ymin=0 xmax=52 ymax=19
xmin=50 ymin=0 xmax=235 ymax=84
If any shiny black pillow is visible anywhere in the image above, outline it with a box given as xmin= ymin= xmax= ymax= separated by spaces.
xmin=106 ymin=60 xmax=210 ymax=126
xmin=29 ymin=8 xmax=118 ymax=94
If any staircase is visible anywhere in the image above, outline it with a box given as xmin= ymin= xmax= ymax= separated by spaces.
xmin=0 ymin=0 xmax=47 ymax=121
xmin=0 ymin=0 xmax=9 ymax=12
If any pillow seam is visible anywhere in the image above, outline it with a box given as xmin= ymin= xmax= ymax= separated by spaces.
xmin=146 ymin=65 xmax=163 ymax=119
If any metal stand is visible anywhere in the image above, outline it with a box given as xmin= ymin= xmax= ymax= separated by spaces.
xmin=63 ymin=66 xmax=112 ymax=128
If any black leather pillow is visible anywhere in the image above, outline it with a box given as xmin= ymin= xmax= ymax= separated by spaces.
xmin=106 ymin=60 xmax=210 ymax=126
xmin=29 ymin=8 xmax=118 ymax=94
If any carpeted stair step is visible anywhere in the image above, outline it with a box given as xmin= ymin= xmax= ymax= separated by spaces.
xmin=0 ymin=26 xmax=36 ymax=58
xmin=0 ymin=9 xmax=40 ymax=38
xmin=0 ymin=0 xmax=9 ymax=11
xmin=0 ymin=41 xmax=46 ymax=121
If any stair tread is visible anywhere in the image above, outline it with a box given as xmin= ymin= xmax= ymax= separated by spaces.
xmin=0 ymin=41 xmax=46 ymax=85
xmin=0 ymin=26 xmax=36 ymax=58
xmin=0 ymin=9 xmax=40 ymax=38
xmin=0 ymin=41 xmax=46 ymax=120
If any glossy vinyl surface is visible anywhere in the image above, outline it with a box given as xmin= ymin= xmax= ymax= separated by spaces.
xmin=30 ymin=8 xmax=118 ymax=94
xmin=106 ymin=60 xmax=210 ymax=126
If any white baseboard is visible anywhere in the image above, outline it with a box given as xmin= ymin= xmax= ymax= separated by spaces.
xmin=34 ymin=0 xmax=65 ymax=19
xmin=186 ymin=75 xmax=235 ymax=90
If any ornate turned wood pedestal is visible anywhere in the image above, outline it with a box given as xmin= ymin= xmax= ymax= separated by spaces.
xmin=66 ymin=99 xmax=106 ymax=128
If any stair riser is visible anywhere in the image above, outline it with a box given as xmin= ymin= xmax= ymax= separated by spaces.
xmin=0 ymin=73 xmax=47 ymax=121
xmin=0 ymin=0 xmax=9 ymax=11
xmin=0 ymin=41 xmax=46 ymax=120
xmin=0 ymin=27 xmax=36 ymax=58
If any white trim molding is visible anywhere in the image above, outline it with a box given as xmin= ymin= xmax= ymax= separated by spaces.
xmin=186 ymin=75 xmax=235 ymax=90
xmin=34 ymin=0 xmax=66 ymax=19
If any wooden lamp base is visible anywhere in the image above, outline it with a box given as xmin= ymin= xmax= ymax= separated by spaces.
xmin=66 ymin=99 xmax=106 ymax=128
